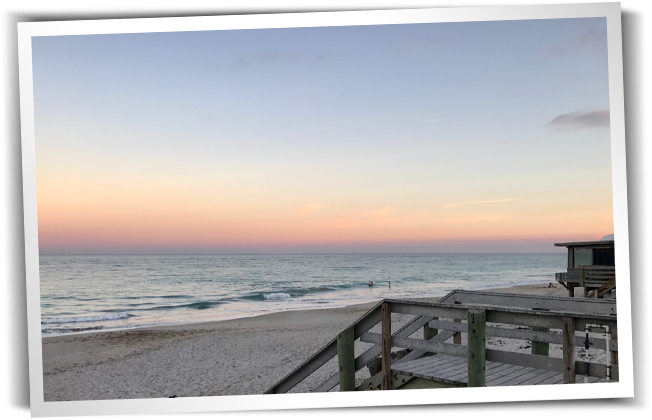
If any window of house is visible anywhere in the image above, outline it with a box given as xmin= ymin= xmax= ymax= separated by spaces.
xmin=593 ymin=248 xmax=615 ymax=266
xmin=573 ymin=248 xmax=593 ymax=267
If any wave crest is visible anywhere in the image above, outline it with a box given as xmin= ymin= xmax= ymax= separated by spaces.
xmin=263 ymin=293 xmax=291 ymax=300
xmin=41 ymin=312 xmax=132 ymax=324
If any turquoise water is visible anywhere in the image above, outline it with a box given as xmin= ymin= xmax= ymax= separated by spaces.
xmin=39 ymin=253 xmax=565 ymax=336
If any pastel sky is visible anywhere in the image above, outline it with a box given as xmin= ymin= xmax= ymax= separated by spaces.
xmin=32 ymin=18 xmax=613 ymax=254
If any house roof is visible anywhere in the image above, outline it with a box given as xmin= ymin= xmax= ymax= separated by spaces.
xmin=554 ymin=240 xmax=614 ymax=248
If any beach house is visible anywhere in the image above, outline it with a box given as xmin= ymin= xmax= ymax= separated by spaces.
xmin=554 ymin=238 xmax=616 ymax=298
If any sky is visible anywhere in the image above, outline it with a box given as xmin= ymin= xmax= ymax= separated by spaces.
xmin=31 ymin=17 xmax=614 ymax=254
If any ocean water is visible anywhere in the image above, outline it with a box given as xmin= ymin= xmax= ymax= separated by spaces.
xmin=39 ymin=253 xmax=566 ymax=336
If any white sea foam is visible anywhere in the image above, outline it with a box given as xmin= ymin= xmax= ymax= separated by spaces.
xmin=40 ymin=253 xmax=567 ymax=336
xmin=41 ymin=312 xmax=131 ymax=324
xmin=263 ymin=292 xmax=291 ymax=300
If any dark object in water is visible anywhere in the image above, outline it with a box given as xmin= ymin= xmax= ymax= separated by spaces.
xmin=368 ymin=281 xmax=374 ymax=287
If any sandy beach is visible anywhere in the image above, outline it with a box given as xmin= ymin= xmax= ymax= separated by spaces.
xmin=42 ymin=283 xmax=614 ymax=401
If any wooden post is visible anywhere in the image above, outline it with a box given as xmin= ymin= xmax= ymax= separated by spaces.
xmin=423 ymin=317 xmax=438 ymax=357
xmin=453 ymin=319 xmax=462 ymax=345
xmin=562 ymin=317 xmax=576 ymax=384
xmin=610 ymin=327 xmax=618 ymax=366
xmin=467 ymin=309 xmax=486 ymax=387
xmin=531 ymin=326 xmax=550 ymax=356
xmin=337 ymin=327 xmax=355 ymax=391
xmin=381 ymin=302 xmax=392 ymax=390
xmin=424 ymin=317 xmax=438 ymax=340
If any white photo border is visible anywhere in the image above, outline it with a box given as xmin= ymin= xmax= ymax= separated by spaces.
xmin=18 ymin=3 xmax=632 ymax=417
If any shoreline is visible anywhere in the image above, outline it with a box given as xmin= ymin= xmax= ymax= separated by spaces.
xmin=42 ymin=282 xmax=608 ymax=401
xmin=41 ymin=279 xmax=555 ymax=340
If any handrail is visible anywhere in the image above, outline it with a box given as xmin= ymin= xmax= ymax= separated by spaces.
xmin=440 ymin=289 xmax=617 ymax=315
xmin=264 ymin=300 xmax=383 ymax=394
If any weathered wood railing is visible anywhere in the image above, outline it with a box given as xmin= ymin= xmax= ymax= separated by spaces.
xmin=264 ymin=293 xmax=618 ymax=394
xmin=556 ymin=266 xmax=616 ymax=297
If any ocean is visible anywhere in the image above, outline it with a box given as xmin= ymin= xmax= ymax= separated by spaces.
xmin=39 ymin=253 xmax=566 ymax=336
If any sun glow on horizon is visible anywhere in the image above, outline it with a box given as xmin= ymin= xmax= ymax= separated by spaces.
xmin=33 ymin=19 xmax=614 ymax=253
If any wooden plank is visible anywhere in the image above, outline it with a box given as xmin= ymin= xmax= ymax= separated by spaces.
xmin=382 ymin=333 xmax=467 ymax=356
xmin=394 ymin=355 xmax=467 ymax=380
xmin=396 ymin=354 xmax=458 ymax=372
xmin=447 ymin=366 xmax=474 ymax=383
xmin=428 ymin=319 xmax=616 ymax=350
xmin=574 ymin=317 xmax=617 ymax=332
xmin=485 ymin=363 xmax=520 ymax=381
xmin=429 ymin=359 xmax=468 ymax=377
xmin=404 ymin=359 xmax=457 ymax=378
xmin=539 ymin=373 xmax=565 ymax=385
xmin=428 ymin=319 xmax=466 ymax=333
xmin=390 ymin=302 xmax=468 ymax=320
xmin=490 ymin=307 xmax=615 ymax=324
xmin=381 ymin=302 xmax=392 ymax=390
xmin=440 ymin=290 xmax=616 ymax=315
xmin=337 ymin=327 xmax=355 ymax=391
xmin=420 ymin=358 xmax=468 ymax=386
xmin=508 ymin=368 xmax=554 ymax=385
xmin=518 ymin=369 xmax=559 ymax=385
xmin=486 ymin=362 xmax=521 ymax=378
xmin=532 ymin=326 xmax=550 ymax=356
xmin=398 ymin=330 xmax=457 ymax=363
xmin=475 ymin=354 xmax=618 ymax=382
xmin=486 ymin=348 xmax=563 ymax=371
xmin=386 ymin=298 xmax=617 ymax=323
xmin=575 ymin=361 xmax=618 ymax=380
xmin=467 ymin=309 xmax=486 ymax=387
xmin=611 ymin=328 xmax=618 ymax=365
xmin=356 ymin=371 xmax=414 ymax=391
xmin=589 ymin=277 xmax=616 ymax=298
xmin=486 ymin=311 xmax=563 ymax=329
xmin=563 ymin=317 xmax=576 ymax=384
xmin=488 ymin=367 xmax=538 ymax=386
xmin=392 ymin=354 xmax=593 ymax=389
xmin=352 ymin=305 xmax=383 ymax=340
xmin=397 ymin=377 xmax=459 ymax=389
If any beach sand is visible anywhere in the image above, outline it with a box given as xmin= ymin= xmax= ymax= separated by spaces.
xmin=41 ymin=283 xmax=614 ymax=401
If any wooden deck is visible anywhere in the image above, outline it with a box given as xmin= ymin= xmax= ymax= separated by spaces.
xmin=265 ymin=292 xmax=618 ymax=394
xmin=392 ymin=353 xmax=607 ymax=387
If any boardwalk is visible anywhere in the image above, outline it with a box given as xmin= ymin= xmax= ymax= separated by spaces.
xmin=392 ymin=353 xmax=606 ymax=387
xmin=265 ymin=291 xmax=617 ymax=394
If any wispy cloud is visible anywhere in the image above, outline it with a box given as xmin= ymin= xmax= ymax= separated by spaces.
xmin=329 ymin=206 xmax=397 ymax=229
xmin=362 ymin=206 xmax=395 ymax=221
xmin=445 ymin=198 xmax=520 ymax=208
xmin=295 ymin=203 xmax=323 ymax=217
xmin=445 ymin=215 xmax=506 ymax=224
xmin=547 ymin=110 xmax=610 ymax=130
xmin=578 ymin=27 xmax=607 ymax=46
xmin=546 ymin=25 xmax=607 ymax=54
